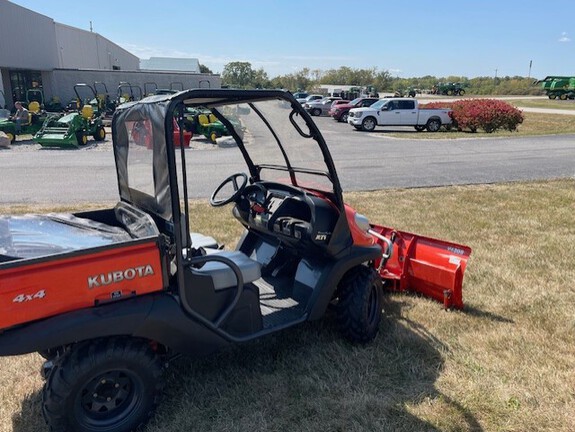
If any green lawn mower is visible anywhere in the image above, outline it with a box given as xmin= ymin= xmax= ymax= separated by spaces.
xmin=0 ymin=100 xmax=47 ymax=143
xmin=184 ymin=108 xmax=233 ymax=143
xmin=34 ymin=84 xmax=106 ymax=148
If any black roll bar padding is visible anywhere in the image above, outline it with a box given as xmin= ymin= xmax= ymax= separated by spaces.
xmin=187 ymin=254 xmax=245 ymax=328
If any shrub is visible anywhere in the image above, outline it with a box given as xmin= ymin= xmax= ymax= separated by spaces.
xmin=420 ymin=99 xmax=524 ymax=133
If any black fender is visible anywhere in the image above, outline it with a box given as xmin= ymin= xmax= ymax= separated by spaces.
xmin=0 ymin=293 xmax=228 ymax=357
xmin=308 ymin=245 xmax=382 ymax=320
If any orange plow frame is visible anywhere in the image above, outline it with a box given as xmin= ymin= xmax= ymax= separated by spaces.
xmin=369 ymin=225 xmax=471 ymax=309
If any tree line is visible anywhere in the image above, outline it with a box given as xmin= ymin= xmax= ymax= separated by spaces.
xmin=212 ymin=62 xmax=543 ymax=95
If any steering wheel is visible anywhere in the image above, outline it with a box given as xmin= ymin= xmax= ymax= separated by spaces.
xmin=210 ymin=172 xmax=249 ymax=207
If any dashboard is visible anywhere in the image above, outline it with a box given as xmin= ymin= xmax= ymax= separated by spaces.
xmin=233 ymin=182 xmax=340 ymax=253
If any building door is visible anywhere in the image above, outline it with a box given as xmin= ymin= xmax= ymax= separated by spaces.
xmin=9 ymin=70 xmax=43 ymax=103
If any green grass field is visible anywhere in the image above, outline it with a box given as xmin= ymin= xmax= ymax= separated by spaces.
xmin=1 ymin=179 xmax=574 ymax=432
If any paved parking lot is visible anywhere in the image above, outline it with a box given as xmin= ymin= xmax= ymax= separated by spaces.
xmin=0 ymin=115 xmax=574 ymax=205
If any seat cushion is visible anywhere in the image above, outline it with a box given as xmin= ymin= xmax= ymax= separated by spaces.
xmin=194 ymin=251 xmax=261 ymax=291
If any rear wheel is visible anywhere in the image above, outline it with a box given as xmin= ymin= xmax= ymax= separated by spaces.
xmin=426 ymin=118 xmax=442 ymax=132
xmin=336 ymin=266 xmax=384 ymax=343
xmin=549 ymin=93 xmax=557 ymax=100
xmin=458 ymin=89 xmax=465 ymax=96
xmin=559 ymin=93 xmax=568 ymax=100
xmin=43 ymin=338 xmax=163 ymax=432
xmin=210 ymin=131 xmax=220 ymax=143
xmin=361 ymin=117 xmax=377 ymax=132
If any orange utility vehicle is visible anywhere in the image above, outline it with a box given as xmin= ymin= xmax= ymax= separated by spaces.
xmin=0 ymin=90 xmax=470 ymax=432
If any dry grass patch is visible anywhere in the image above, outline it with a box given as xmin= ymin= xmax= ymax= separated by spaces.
xmin=512 ymin=99 xmax=575 ymax=110
xmin=1 ymin=179 xmax=574 ymax=431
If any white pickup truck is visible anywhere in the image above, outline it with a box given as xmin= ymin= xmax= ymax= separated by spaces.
xmin=348 ymin=98 xmax=452 ymax=132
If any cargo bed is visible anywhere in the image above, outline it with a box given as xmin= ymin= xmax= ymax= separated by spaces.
xmin=0 ymin=206 xmax=167 ymax=331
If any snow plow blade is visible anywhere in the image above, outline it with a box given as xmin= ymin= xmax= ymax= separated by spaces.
xmin=369 ymin=225 xmax=471 ymax=309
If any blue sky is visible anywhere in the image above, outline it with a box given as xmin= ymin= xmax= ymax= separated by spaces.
xmin=10 ymin=0 xmax=575 ymax=79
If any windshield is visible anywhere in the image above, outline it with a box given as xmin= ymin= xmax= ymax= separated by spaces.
xmin=349 ymin=98 xmax=361 ymax=105
xmin=370 ymin=99 xmax=386 ymax=110
xmin=211 ymin=99 xmax=334 ymax=191
xmin=112 ymin=90 xmax=342 ymax=223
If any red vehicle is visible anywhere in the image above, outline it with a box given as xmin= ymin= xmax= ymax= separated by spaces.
xmin=329 ymin=97 xmax=380 ymax=122
xmin=0 ymin=90 xmax=470 ymax=432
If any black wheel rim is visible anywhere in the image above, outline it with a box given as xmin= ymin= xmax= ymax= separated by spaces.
xmin=75 ymin=369 xmax=143 ymax=429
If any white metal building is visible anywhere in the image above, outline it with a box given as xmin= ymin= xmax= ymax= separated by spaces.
xmin=0 ymin=0 xmax=219 ymax=109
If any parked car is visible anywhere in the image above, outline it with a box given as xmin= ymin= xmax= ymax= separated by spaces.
xmin=293 ymin=91 xmax=309 ymax=103
xmin=331 ymin=99 xmax=349 ymax=109
xmin=304 ymin=97 xmax=343 ymax=116
xmin=348 ymin=98 xmax=452 ymax=132
xmin=300 ymin=94 xmax=324 ymax=105
xmin=329 ymin=97 xmax=380 ymax=123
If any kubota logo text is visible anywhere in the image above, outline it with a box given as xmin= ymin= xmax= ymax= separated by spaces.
xmin=88 ymin=265 xmax=155 ymax=289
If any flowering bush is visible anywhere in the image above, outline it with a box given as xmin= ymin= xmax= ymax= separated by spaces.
xmin=420 ymin=99 xmax=524 ymax=133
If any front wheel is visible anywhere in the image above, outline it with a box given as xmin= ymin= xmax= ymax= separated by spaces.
xmin=93 ymin=126 xmax=106 ymax=141
xmin=426 ymin=118 xmax=442 ymax=132
xmin=43 ymin=338 xmax=163 ymax=432
xmin=549 ymin=93 xmax=557 ymax=100
xmin=76 ymin=131 xmax=87 ymax=146
xmin=340 ymin=112 xmax=349 ymax=123
xmin=312 ymin=108 xmax=321 ymax=116
xmin=361 ymin=117 xmax=377 ymax=132
xmin=5 ymin=131 xmax=15 ymax=143
xmin=336 ymin=266 xmax=384 ymax=343
xmin=210 ymin=131 xmax=220 ymax=143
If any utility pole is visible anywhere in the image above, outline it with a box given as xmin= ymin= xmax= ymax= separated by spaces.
xmin=528 ymin=60 xmax=532 ymax=78
xmin=494 ymin=69 xmax=498 ymax=79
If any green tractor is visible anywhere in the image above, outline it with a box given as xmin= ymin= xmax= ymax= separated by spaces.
xmin=536 ymin=76 xmax=575 ymax=100
xmin=34 ymin=84 xmax=106 ymax=148
xmin=184 ymin=108 xmax=231 ymax=143
xmin=25 ymin=88 xmax=63 ymax=113
xmin=0 ymin=98 xmax=47 ymax=144
xmin=117 ymin=82 xmax=143 ymax=105
xmin=432 ymin=82 xmax=466 ymax=96
xmin=394 ymin=87 xmax=417 ymax=98
xmin=94 ymin=82 xmax=117 ymax=115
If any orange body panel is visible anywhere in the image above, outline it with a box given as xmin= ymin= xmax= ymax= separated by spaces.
xmin=344 ymin=205 xmax=376 ymax=247
xmin=0 ymin=240 xmax=165 ymax=331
